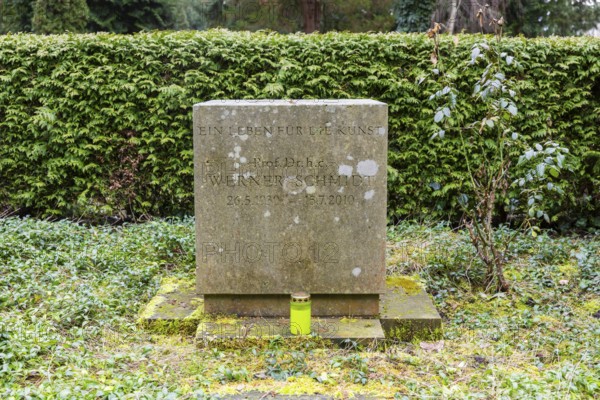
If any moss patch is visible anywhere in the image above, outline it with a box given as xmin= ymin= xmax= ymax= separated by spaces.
xmin=386 ymin=275 xmax=423 ymax=295
xmin=157 ymin=276 xmax=195 ymax=295
xmin=137 ymin=276 xmax=204 ymax=335
xmin=581 ymin=298 xmax=600 ymax=314
xmin=558 ymin=262 xmax=579 ymax=277
xmin=385 ymin=323 xmax=443 ymax=342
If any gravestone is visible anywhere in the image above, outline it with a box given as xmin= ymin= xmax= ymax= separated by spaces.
xmin=193 ymin=99 xmax=387 ymax=317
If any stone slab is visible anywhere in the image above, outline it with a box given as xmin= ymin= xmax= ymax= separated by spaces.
xmin=196 ymin=317 xmax=385 ymax=346
xmin=136 ymin=278 xmax=204 ymax=335
xmin=203 ymin=294 xmax=379 ymax=317
xmin=380 ymin=277 xmax=443 ymax=341
xmin=138 ymin=275 xmax=442 ymax=342
xmin=193 ymin=99 xmax=388 ymax=299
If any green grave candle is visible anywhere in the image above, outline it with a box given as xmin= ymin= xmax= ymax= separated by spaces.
xmin=290 ymin=292 xmax=311 ymax=335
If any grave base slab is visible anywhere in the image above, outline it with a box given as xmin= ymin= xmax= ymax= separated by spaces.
xmin=204 ymin=294 xmax=380 ymax=317
xmin=138 ymin=276 xmax=442 ymax=344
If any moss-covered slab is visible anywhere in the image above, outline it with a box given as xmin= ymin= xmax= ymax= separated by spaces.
xmin=195 ymin=317 xmax=384 ymax=347
xmin=380 ymin=276 xmax=442 ymax=341
xmin=138 ymin=275 xmax=442 ymax=343
xmin=137 ymin=277 xmax=204 ymax=335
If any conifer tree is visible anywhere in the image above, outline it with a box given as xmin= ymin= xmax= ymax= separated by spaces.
xmin=32 ymin=0 xmax=89 ymax=34
xmin=0 ymin=0 xmax=35 ymax=33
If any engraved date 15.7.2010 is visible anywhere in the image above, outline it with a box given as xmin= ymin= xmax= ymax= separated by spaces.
xmin=226 ymin=194 xmax=355 ymax=206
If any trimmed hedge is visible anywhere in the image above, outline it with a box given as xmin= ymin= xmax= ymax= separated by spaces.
xmin=0 ymin=31 xmax=598 ymax=225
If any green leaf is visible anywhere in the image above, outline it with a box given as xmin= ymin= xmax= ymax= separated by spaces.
xmin=536 ymin=163 xmax=546 ymax=177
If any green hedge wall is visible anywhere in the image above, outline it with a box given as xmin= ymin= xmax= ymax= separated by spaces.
xmin=0 ymin=31 xmax=598 ymax=225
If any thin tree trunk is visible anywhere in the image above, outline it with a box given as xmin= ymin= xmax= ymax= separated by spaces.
xmin=448 ymin=0 xmax=460 ymax=34
xmin=301 ymin=0 xmax=321 ymax=33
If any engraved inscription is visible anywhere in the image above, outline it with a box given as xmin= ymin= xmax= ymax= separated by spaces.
xmin=225 ymin=194 xmax=355 ymax=207
xmin=200 ymin=158 xmax=374 ymax=188
xmin=282 ymin=176 xmax=307 ymax=194
xmin=197 ymin=125 xmax=384 ymax=137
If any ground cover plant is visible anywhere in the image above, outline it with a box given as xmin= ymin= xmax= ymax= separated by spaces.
xmin=1 ymin=217 xmax=598 ymax=398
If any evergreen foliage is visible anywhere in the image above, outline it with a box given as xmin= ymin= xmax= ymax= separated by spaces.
xmin=87 ymin=0 xmax=171 ymax=33
xmin=320 ymin=0 xmax=396 ymax=33
xmin=166 ymin=0 xmax=219 ymax=31
xmin=0 ymin=0 xmax=35 ymax=33
xmin=3 ymin=0 xmax=599 ymax=35
xmin=0 ymin=32 xmax=598 ymax=226
xmin=32 ymin=0 xmax=89 ymax=34
xmin=394 ymin=0 xmax=436 ymax=32
xmin=506 ymin=0 xmax=600 ymax=37
xmin=429 ymin=0 xmax=600 ymax=36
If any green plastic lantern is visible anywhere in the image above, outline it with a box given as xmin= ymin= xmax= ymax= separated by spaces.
xmin=290 ymin=292 xmax=311 ymax=335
